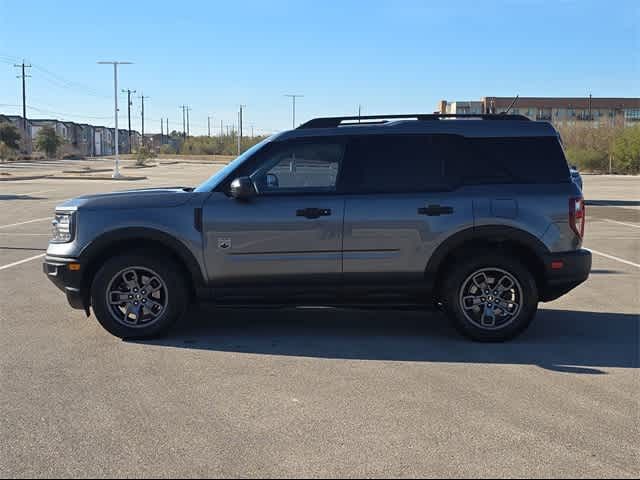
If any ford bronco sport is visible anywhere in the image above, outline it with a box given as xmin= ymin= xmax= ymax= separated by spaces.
xmin=44 ymin=113 xmax=591 ymax=341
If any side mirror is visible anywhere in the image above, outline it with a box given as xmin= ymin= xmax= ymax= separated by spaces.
xmin=266 ymin=173 xmax=279 ymax=189
xmin=229 ymin=176 xmax=256 ymax=200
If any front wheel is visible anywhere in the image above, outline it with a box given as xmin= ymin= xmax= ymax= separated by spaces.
xmin=442 ymin=254 xmax=538 ymax=342
xmin=91 ymin=252 xmax=188 ymax=339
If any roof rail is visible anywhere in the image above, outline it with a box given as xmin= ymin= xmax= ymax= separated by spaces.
xmin=297 ymin=113 xmax=531 ymax=129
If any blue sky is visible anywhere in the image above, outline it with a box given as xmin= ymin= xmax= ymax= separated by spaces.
xmin=1 ymin=0 xmax=638 ymax=135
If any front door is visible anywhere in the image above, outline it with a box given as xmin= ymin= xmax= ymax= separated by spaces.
xmin=202 ymin=138 xmax=346 ymax=288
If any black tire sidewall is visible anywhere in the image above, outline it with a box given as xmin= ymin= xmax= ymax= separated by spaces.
xmin=91 ymin=253 xmax=187 ymax=339
xmin=443 ymin=254 xmax=538 ymax=342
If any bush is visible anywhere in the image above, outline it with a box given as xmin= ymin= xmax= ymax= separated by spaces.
xmin=0 ymin=141 xmax=18 ymax=162
xmin=564 ymin=147 xmax=609 ymax=173
xmin=135 ymin=146 xmax=155 ymax=166
xmin=179 ymin=135 xmax=267 ymax=156
xmin=159 ymin=144 xmax=177 ymax=155
xmin=34 ymin=126 xmax=62 ymax=158
xmin=0 ymin=122 xmax=21 ymax=150
xmin=611 ymin=125 xmax=640 ymax=174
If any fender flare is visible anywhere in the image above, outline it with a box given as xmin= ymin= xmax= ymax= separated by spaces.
xmin=425 ymin=225 xmax=550 ymax=278
xmin=79 ymin=227 xmax=206 ymax=287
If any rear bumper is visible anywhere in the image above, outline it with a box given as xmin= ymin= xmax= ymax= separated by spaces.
xmin=43 ymin=256 xmax=88 ymax=311
xmin=540 ymin=249 xmax=591 ymax=301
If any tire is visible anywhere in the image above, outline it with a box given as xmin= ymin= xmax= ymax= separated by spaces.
xmin=91 ymin=251 xmax=188 ymax=339
xmin=442 ymin=252 xmax=538 ymax=342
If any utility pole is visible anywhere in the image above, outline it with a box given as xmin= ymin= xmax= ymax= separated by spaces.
xmin=138 ymin=94 xmax=149 ymax=145
xmin=121 ymin=89 xmax=135 ymax=153
xmin=358 ymin=104 xmax=362 ymax=123
xmin=186 ymin=107 xmax=192 ymax=137
xmin=98 ymin=61 xmax=132 ymax=178
xmin=238 ymin=105 xmax=246 ymax=155
xmin=588 ymin=93 xmax=593 ymax=121
xmin=166 ymin=118 xmax=169 ymax=142
xmin=14 ymin=61 xmax=31 ymax=153
xmin=180 ymin=105 xmax=187 ymax=139
xmin=220 ymin=120 xmax=223 ymax=136
xmin=160 ymin=118 xmax=164 ymax=145
xmin=284 ymin=94 xmax=303 ymax=128
xmin=207 ymin=115 xmax=211 ymax=137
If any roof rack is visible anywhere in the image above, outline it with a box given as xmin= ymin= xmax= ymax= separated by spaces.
xmin=297 ymin=113 xmax=531 ymax=129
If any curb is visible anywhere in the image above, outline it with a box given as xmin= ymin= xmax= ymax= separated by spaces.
xmin=0 ymin=174 xmax=50 ymax=182
xmin=48 ymin=175 xmax=147 ymax=181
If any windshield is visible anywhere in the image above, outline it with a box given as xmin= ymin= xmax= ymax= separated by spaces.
xmin=194 ymin=136 xmax=274 ymax=192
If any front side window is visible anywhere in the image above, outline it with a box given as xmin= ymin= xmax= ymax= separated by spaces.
xmin=195 ymin=136 xmax=273 ymax=192
xmin=251 ymin=142 xmax=344 ymax=194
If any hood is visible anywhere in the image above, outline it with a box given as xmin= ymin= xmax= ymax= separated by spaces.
xmin=56 ymin=187 xmax=195 ymax=211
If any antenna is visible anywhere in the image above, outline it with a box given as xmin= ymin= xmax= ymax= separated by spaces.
xmin=502 ymin=95 xmax=520 ymax=115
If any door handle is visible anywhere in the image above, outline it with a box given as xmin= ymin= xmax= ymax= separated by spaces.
xmin=296 ymin=208 xmax=332 ymax=219
xmin=418 ymin=204 xmax=454 ymax=216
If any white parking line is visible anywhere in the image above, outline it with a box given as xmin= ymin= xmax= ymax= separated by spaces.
xmin=0 ymin=232 xmax=50 ymax=236
xmin=602 ymin=218 xmax=640 ymax=229
xmin=589 ymin=249 xmax=640 ymax=269
xmin=0 ymin=217 xmax=50 ymax=229
xmin=0 ymin=253 xmax=46 ymax=272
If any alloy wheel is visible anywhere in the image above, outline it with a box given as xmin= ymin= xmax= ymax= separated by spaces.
xmin=105 ymin=266 xmax=169 ymax=328
xmin=458 ymin=267 xmax=523 ymax=330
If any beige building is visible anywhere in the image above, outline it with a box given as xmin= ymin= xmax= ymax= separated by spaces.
xmin=438 ymin=97 xmax=640 ymax=127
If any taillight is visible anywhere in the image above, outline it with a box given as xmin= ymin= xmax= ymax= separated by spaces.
xmin=569 ymin=196 xmax=585 ymax=238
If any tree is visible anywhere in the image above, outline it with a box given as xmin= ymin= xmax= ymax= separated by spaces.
xmin=35 ymin=126 xmax=62 ymax=158
xmin=0 ymin=122 xmax=21 ymax=150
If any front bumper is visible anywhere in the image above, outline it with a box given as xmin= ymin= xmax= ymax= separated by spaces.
xmin=43 ymin=256 xmax=88 ymax=312
xmin=540 ymin=249 xmax=592 ymax=301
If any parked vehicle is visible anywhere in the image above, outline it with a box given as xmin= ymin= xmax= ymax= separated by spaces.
xmin=570 ymin=165 xmax=583 ymax=191
xmin=44 ymin=113 xmax=591 ymax=341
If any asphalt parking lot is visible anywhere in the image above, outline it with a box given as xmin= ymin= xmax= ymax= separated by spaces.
xmin=1 ymin=163 xmax=638 ymax=478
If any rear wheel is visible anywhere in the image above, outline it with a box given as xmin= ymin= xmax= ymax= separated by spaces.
xmin=442 ymin=253 xmax=538 ymax=341
xmin=91 ymin=252 xmax=188 ymax=339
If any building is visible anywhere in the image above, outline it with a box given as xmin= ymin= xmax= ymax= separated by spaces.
xmin=438 ymin=97 xmax=640 ymax=128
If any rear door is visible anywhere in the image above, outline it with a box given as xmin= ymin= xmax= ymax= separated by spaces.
xmin=341 ymin=134 xmax=474 ymax=287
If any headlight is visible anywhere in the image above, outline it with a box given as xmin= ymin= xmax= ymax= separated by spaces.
xmin=51 ymin=212 xmax=75 ymax=243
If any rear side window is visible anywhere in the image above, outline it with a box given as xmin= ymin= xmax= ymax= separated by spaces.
xmin=343 ymin=135 xmax=453 ymax=193
xmin=462 ymin=136 xmax=570 ymax=184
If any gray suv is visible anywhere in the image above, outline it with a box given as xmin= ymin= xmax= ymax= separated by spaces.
xmin=44 ymin=114 xmax=591 ymax=341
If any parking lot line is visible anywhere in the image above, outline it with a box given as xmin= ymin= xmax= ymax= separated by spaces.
xmin=0 ymin=253 xmax=46 ymax=272
xmin=0 ymin=217 xmax=51 ymax=229
xmin=602 ymin=218 xmax=640 ymax=229
xmin=589 ymin=248 xmax=640 ymax=269
xmin=0 ymin=232 xmax=51 ymax=236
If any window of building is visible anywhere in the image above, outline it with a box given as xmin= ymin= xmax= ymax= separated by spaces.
xmin=625 ymin=108 xmax=640 ymax=121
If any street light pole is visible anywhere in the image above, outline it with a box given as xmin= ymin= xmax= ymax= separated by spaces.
xmin=284 ymin=94 xmax=303 ymax=129
xmin=98 ymin=61 xmax=132 ymax=178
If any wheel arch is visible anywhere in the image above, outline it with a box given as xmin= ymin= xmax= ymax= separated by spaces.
xmin=79 ymin=227 xmax=205 ymax=301
xmin=426 ymin=225 xmax=549 ymax=297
